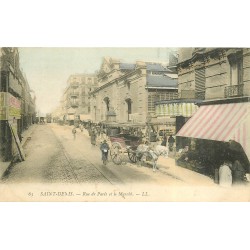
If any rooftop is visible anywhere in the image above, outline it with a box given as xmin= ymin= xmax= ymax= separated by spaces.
xmin=146 ymin=74 xmax=178 ymax=89
xmin=119 ymin=63 xmax=136 ymax=70
xmin=146 ymin=63 xmax=168 ymax=72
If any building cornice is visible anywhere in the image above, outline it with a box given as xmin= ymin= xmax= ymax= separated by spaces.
xmin=177 ymin=48 xmax=228 ymax=70
xmin=90 ymin=68 xmax=145 ymax=95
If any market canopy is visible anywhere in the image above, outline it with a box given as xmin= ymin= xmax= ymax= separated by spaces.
xmin=177 ymin=102 xmax=250 ymax=160
xmin=155 ymin=102 xmax=199 ymax=117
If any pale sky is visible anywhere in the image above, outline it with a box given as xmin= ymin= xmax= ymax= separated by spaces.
xmin=19 ymin=48 xmax=175 ymax=114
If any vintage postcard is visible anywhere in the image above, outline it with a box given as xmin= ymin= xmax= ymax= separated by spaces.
xmin=0 ymin=47 xmax=250 ymax=201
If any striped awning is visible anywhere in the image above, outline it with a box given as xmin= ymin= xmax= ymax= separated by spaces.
xmin=177 ymin=102 xmax=250 ymax=159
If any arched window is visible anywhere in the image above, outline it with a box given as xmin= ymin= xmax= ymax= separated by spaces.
xmin=125 ymin=98 xmax=132 ymax=121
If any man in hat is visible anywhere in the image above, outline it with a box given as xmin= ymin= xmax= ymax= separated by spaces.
xmin=100 ymin=140 xmax=110 ymax=164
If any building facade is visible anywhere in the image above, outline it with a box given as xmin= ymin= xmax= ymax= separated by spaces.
xmin=89 ymin=57 xmax=178 ymax=126
xmin=176 ymin=48 xmax=250 ymax=177
xmin=60 ymin=73 xmax=98 ymax=124
xmin=0 ymin=47 xmax=36 ymax=162
xmin=177 ymin=48 xmax=250 ymax=100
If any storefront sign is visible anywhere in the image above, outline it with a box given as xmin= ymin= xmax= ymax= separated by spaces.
xmin=0 ymin=92 xmax=21 ymax=120
xmin=0 ymin=92 xmax=8 ymax=120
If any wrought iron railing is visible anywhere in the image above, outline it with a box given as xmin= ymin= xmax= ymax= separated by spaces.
xmin=224 ymin=84 xmax=244 ymax=98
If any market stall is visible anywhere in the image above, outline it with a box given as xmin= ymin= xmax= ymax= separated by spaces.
xmin=176 ymin=102 xmax=250 ymax=178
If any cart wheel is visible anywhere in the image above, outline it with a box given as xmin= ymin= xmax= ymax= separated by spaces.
xmin=128 ymin=150 xmax=138 ymax=163
xmin=110 ymin=142 xmax=123 ymax=165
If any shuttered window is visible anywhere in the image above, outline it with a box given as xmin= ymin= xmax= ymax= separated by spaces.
xmin=195 ymin=67 xmax=205 ymax=99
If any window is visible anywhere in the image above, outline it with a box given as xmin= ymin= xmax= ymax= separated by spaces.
xmin=148 ymin=91 xmax=178 ymax=113
xmin=228 ymin=51 xmax=243 ymax=86
xmin=148 ymin=93 xmax=155 ymax=112
xmin=125 ymin=98 xmax=132 ymax=121
xmin=224 ymin=52 xmax=244 ymax=98
xmin=195 ymin=67 xmax=205 ymax=100
xmin=104 ymin=97 xmax=110 ymax=111
xmin=0 ymin=72 xmax=8 ymax=92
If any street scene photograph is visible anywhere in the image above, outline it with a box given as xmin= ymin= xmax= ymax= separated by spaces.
xmin=0 ymin=47 xmax=250 ymax=201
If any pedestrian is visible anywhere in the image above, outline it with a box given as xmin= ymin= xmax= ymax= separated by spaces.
xmin=90 ymin=129 xmax=97 ymax=146
xmin=138 ymin=129 xmax=143 ymax=138
xmin=79 ymin=123 xmax=83 ymax=132
xmin=219 ymin=160 xmax=232 ymax=187
xmin=100 ymin=139 xmax=110 ymax=164
xmin=168 ymin=135 xmax=175 ymax=151
xmin=161 ymin=136 xmax=167 ymax=147
xmin=231 ymin=160 xmax=246 ymax=185
xmin=72 ymin=127 xmax=76 ymax=140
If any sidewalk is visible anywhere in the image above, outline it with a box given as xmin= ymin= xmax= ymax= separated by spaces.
xmin=157 ymin=156 xmax=216 ymax=186
xmin=20 ymin=124 xmax=38 ymax=147
xmin=0 ymin=162 xmax=11 ymax=178
xmin=0 ymin=124 xmax=38 ymax=178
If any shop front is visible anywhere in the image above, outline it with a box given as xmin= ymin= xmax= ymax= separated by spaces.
xmin=176 ymin=101 xmax=250 ymax=179
xmin=155 ymin=99 xmax=201 ymax=146
xmin=0 ymin=92 xmax=24 ymax=161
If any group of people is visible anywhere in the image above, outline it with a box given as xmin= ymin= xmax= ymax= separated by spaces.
xmin=72 ymin=125 xmax=110 ymax=164
xmin=219 ymin=159 xmax=247 ymax=187
xmin=72 ymin=123 xmax=175 ymax=167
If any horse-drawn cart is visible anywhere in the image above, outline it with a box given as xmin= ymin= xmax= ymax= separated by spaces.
xmin=109 ymin=134 xmax=142 ymax=165
xmin=109 ymin=134 xmax=168 ymax=171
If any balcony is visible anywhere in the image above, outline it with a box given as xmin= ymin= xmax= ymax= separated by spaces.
xmin=224 ymin=84 xmax=244 ymax=98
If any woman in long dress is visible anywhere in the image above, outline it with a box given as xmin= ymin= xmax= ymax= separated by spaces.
xmin=219 ymin=161 xmax=232 ymax=187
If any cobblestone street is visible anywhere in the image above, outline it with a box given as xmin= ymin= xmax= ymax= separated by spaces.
xmin=1 ymin=124 xmax=185 ymax=187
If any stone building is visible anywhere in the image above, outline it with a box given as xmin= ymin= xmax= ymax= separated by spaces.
xmin=0 ymin=47 xmax=36 ymax=162
xmin=89 ymin=57 xmax=178 ymax=126
xmin=61 ymin=73 xmax=98 ymax=125
xmin=176 ymin=48 xmax=250 ymax=177
xmin=177 ymin=48 xmax=250 ymax=100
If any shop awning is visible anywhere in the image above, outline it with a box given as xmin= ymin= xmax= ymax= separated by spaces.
xmin=177 ymin=102 xmax=250 ymax=159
